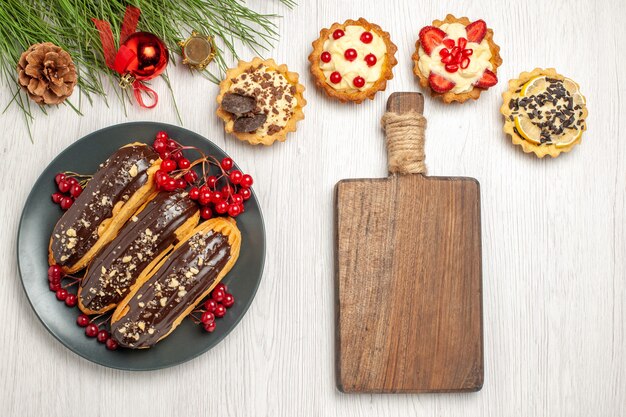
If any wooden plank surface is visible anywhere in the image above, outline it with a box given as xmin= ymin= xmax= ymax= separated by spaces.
xmin=336 ymin=174 xmax=483 ymax=392
xmin=0 ymin=0 xmax=625 ymax=416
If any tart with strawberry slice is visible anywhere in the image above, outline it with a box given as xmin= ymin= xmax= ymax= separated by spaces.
xmin=309 ymin=18 xmax=398 ymax=103
xmin=412 ymin=14 xmax=502 ymax=103
xmin=501 ymin=68 xmax=588 ymax=158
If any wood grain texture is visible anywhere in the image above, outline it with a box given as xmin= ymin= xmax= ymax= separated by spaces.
xmin=336 ymin=92 xmax=482 ymax=392
xmin=336 ymin=174 xmax=483 ymax=392
xmin=0 ymin=0 xmax=625 ymax=416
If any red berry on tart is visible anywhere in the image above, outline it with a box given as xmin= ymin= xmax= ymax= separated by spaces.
xmin=309 ymin=18 xmax=398 ymax=104
xmin=412 ymin=14 xmax=502 ymax=103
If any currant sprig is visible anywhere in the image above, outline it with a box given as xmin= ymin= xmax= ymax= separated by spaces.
xmin=188 ymin=283 xmax=235 ymax=333
xmin=51 ymin=172 xmax=92 ymax=210
xmin=151 ymin=131 xmax=254 ymax=221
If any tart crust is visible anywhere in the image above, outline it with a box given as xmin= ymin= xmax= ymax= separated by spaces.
xmin=216 ymin=57 xmax=306 ymax=146
xmin=501 ymin=68 xmax=588 ymax=158
xmin=412 ymin=14 xmax=502 ymax=103
xmin=309 ymin=18 xmax=398 ymax=104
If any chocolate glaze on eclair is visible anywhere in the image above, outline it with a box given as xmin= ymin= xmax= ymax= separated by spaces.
xmin=111 ymin=218 xmax=241 ymax=349
xmin=49 ymin=143 xmax=160 ymax=273
xmin=78 ymin=190 xmax=200 ymax=315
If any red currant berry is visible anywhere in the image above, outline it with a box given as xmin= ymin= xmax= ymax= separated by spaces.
xmin=48 ymin=265 xmax=63 ymax=280
xmin=171 ymin=150 xmax=183 ymax=161
xmin=214 ymin=304 xmax=226 ymax=318
xmin=204 ymin=299 xmax=218 ymax=312
xmin=201 ymin=311 xmax=215 ymax=324
xmin=66 ymin=177 xmax=79 ymax=187
xmin=212 ymin=289 xmax=225 ymax=302
xmin=221 ymin=157 xmax=234 ymax=171
xmin=344 ymin=48 xmax=357 ymax=61
xmin=207 ymin=176 xmax=218 ymax=187
xmin=227 ymin=204 xmax=241 ymax=217
xmin=65 ymin=293 xmax=78 ymax=307
xmin=184 ymin=170 xmax=198 ymax=184
xmin=105 ymin=338 xmax=119 ymax=350
xmin=60 ymin=197 xmax=74 ymax=210
xmin=221 ymin=185 xmax=234 ymax=196
xmin=204 ymin=321 xmax=216 ymax=332
xmin=153 ymin=139 xmax=167 ymax=154
xmin=58 ymin=180 xmax=71 ymax=193
xmin=70 ymin=184 xmax=82 ymax=198
xmin=55 ymin=288 xmax=68 ymax=301
xmin=361 ymin=31 xmax=374 ymax=43
xmin=51 ymin=192 xmax=63 ymax=204
xmin=163 ymin=178 xmax=177 ymax=192
xmin=85 ymin=323 xmax=99 ymax=338
xmin=161 ymin=159 xmax=177 ymax=172
xmin=155 ymin=170 xmax=169 ymax=187
xmin=55 ymin=173 xmax=66 ymax=185
xmin=176 ymin=178 xmax=187 ymax=189
xmin=161 ymin=150 xmax=171 ymax=160
xmin=76 ymin=314 xmax=90 ymax=327
xmin=332 ymin=29 xmax=345 ymax=39
xmin=231 ymin=194 xmax=244 ymax=205
xmin=330 ymin=71 xmax=342 ymax=84
xmin=240 ymin=174 xmax=253 ymax=188
xmin=97 ymin=330 xmax=109 ymax=343
xmin=167 ymin=139 xmax=178 ymax=151
xmin=353 ymin=76 xmax=365 ymax=88
xmin=200 ymin=206 xmax=213 ymax=220
xmin=49 ymin=282 xmax=61 ymax=292
xmin=211 ymin=191 xmax=224 ymax=203
xmin=199 ymin=190 xmax=212 ymax=206
xmin=240 ymin=188 xmax=251 ymax=200
xmin=189 ymin=187 xmax=200 ymax=200
xmin=215 ymin=201 xmax=228 ymax=214
xmin=320 ymin=51 xmax=331 ymax=63
xmin=177 ymin=158 xmax=191 ymax=170
xmin=156 ymin=131 xmax=169 ymax=141
xmin=222 ymin=293 xmax=235 ymax=308
xmin=214 ymin=283 xmax=227 ymax=293
xmin=229 ymin=170 xmax=243 ymax=184
xmin=365 ymin=53 xmax=377 ymax=67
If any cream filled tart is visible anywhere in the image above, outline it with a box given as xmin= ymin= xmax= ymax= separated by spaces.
xmin=501 ymin=68 xmax=588 ymax=158
xmin=216 ymin=57 xmax=306 ymax=146
xmin=412 ymin=15 xmax=502 ymax=103
xmin=309 ymin=18 xmax=397 ymax=103
xmin=111 ymin=217 xmax=241 ymax=349
xmin=78 ymin=190 xmax=200 ymax=315
xmin=49 ymin=143 xmax=160 ymax=274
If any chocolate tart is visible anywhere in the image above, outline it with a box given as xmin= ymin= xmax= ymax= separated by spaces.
xmin=111 ymin=217 xmax=241 ymax=349
xmin=78 ymin=190 xmax=200 ymax=315
xmin=49 ymin=143 xmax=160 ymax=274
xmin=412 ymin=14 xmax=502 ymax=103
xmin=216 ymin=57 xmax=306 ymax=146
xmin=501 ymin=68 xmax=588 ymax=158
xmin=308 ymin=18 xmax=397 ymax=103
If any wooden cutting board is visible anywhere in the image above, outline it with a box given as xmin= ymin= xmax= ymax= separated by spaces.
xmin=335 ymin=92 xmax=483 ymax=393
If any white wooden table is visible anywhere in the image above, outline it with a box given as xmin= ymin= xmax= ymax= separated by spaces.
xmin=1 ymin=0 xmax=624 ymax=415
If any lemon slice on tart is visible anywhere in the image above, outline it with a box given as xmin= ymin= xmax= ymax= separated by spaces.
xmin=513 ymin=74 xmax=586 ymax=149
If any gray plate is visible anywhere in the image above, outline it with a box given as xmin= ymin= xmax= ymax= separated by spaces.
xmin=16 ymin=122 xmax=265 ymax=371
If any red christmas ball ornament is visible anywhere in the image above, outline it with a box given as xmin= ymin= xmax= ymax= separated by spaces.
xmin=116 ymin=32 xmax=169 ymax=82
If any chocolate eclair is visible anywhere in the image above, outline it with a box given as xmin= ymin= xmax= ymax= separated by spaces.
xmin=49 ymin=143 xmax=160 ymax=274
xmin=111 ymin=217 xmax=241 ymax=349
xmin=78 ymin=190 xmax=200 ymax=315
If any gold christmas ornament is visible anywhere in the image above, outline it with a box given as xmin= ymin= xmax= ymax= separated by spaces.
xmin=178 ymin=31 xmax=216 ymax=70
xmin=17 ymin=42 xmax=77 ymax=105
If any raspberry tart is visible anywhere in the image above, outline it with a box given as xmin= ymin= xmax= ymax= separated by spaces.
xmin=501 ymin=68 xmax=588 ymax=158
xmin=412 ymin=15 xmax=502 ymax=103
xmin=309 ymin=18 xmax=397 ymax=103
xmin=216 ymin=57 xmax=306 ymax=146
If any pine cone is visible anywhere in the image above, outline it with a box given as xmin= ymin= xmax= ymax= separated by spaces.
xmin=17 ymin=42 xmax=77 ymax=105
